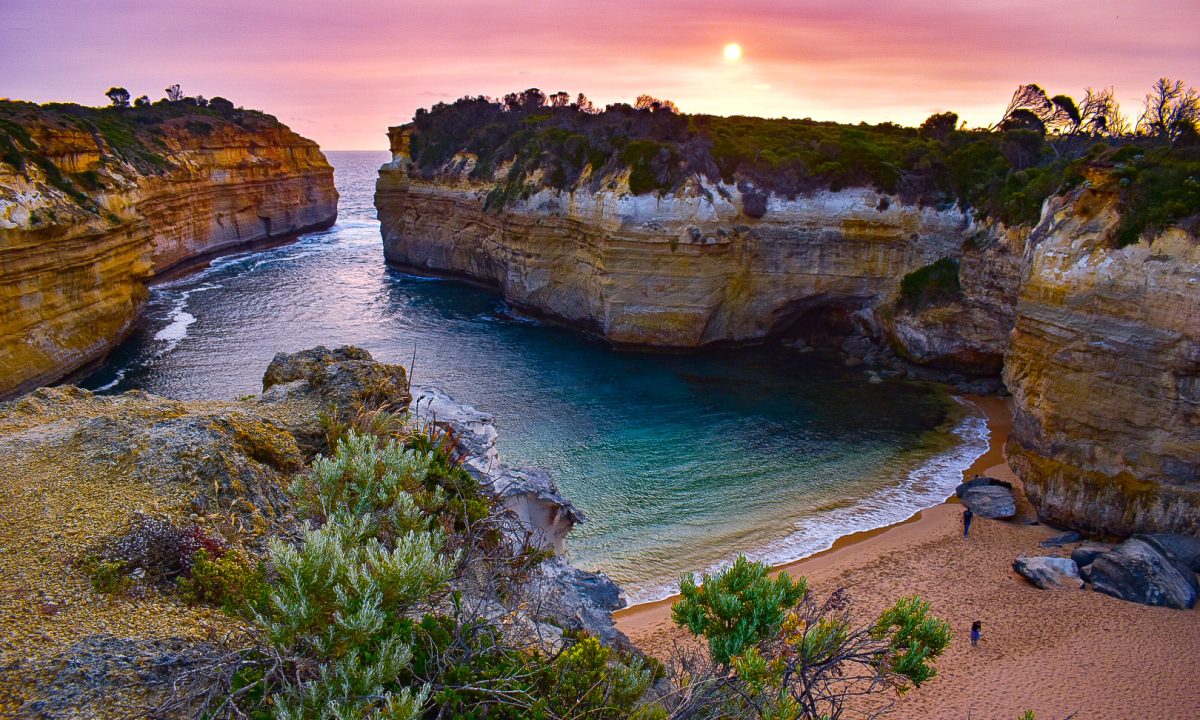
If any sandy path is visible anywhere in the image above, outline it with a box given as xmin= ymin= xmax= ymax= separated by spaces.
xmin=615 ymin=396 xmax=1200 ymax=719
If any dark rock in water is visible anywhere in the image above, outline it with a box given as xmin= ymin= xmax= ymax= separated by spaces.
xmin=955 ymin=475 xmax=1013 ymax=497
xmin=1071 ymin=542 xmax=1113 ymax=569
xmin=1133 ymin=534 xmax=1200 ymax=572
xmin=1013 ymin=556 xmax=1084 ymax=590
xmin=1087 ymin=538 xmax=1199 ymax=609
xmin=961 ymin=484 xmax=1016 ymax=519
xmin=1039 ymin=530 xmax=1083 ymax=547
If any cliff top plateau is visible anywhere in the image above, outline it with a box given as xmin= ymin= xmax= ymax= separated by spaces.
xmin=394 ymin=83 xmax=1199 ymax=243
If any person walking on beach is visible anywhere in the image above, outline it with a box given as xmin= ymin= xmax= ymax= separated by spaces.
xmin=970 ymin=620 xmax=982 ymax=647
xmin=963 ymin=508 xmax=973 ymax=538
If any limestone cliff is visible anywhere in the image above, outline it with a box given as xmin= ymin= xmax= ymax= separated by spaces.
xmin=376 ymin=122 xmax=1200 ymax=539
xmin=377 ymin=127 xmax=975 ymax=349
xmin=1004 ymin=169 xmax=1200 ymax=537
xmin=0 ymin=100 xmax=338 ymax=398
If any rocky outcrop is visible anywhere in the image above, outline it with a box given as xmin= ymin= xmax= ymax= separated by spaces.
xmin=1083 ymin=538 xmax=1198 ymax=609
xmin=377 ymin=127 xmax=975 ymax=350
xmin=0 ymin=102 xmax=338 ymax=399
xmin=884 ymin=227 xmax=1026 ymax=376
xmin=961 ymin=484 xmax=1017 ymax=519
xmin=409 ymin=384 xmax=627 ymax=646
xmin=1 ymin=346 xmax=630 ymax=713
xmin=1004 ymin=169 xmax=1200 ymax=538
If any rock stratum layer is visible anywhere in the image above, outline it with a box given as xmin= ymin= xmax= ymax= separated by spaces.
xmin=377 ymin=129 xmax=975 ymax=349
xmin=377 ymin=129 xmax=1199 ymax=538
xmin=0 ymin=102 xmax=338 ymax=398
xmin=1004 ymin=171 xmax=1200 ymax=537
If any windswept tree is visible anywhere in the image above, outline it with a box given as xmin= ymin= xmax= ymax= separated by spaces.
xmin=1079 ymin=87 xmax=1129 ymax=136
xmin=104 ymin=86 xmax=130 ymax=108
xmin=548 ymin=90 xmax=571 ymax=108
xmin=635 ymin=94 xmax=679 ymax=113
xmin=1138 ymin=77 xmax=1200 ymax=141
xmin=576 ymin=92 xmax=598 ymax=114
xmin=667 ymin=556 xmax=952 ymax=720
xmin=995 ymin=84 xmax=1081 ymax=136
xmin=995 ymin=84 xmax=1053 ymax=132
xmin=164 ymin=83 xmax=185 ymax=102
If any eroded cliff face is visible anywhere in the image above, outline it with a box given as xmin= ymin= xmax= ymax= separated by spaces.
xmin=377 ymin=126 xmax=1200 ymax=539
xmin=0 ymin=106 xmax=337 ymax=398
xmin=883 ymin=226 xmax=1026 ymax=376
xmin=1004 ymin=171 xmax=1200 ymax=536
xmin=376 ymin=128 xmax=975 ymax=348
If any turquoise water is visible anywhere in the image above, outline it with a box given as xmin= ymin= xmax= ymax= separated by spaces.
xmin=81 ymin=151 xmax=988 ymax=602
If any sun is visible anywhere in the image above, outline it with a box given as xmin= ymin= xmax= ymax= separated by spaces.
xmin=723 ymin=43 xmax=743 ymax=62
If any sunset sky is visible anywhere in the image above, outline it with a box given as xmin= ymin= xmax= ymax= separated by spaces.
xmin=3 ymin=1 xmax=1198 ymax=150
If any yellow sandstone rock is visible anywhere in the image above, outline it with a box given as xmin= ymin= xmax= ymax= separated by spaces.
xmin=0 ymin=104 xmax=338 ymax=398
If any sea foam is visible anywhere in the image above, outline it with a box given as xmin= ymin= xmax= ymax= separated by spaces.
xmin=622 ymin=398 xmax=991 ymax=605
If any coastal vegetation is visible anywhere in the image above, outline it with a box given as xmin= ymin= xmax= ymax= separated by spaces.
xmin=0 ymin=86 xmax=292 ymax=206
xmin=404 ymin=80 xmax=1199 ymax=240
xmin=73 ymin=378 xmax=951 ymax=719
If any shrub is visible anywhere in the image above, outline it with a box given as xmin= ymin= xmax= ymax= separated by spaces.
xmin=668 ymin=557 xmax=952 ymax=720
xmin=88 ymin=559 xmax=130 ymax=594
xmin=253 ymin=516 xmax=452 ymax=719
xmin=672 ymin=555 xmax=808 ymax=665
xmin=898 ymin=257 xmax=962 ymax=311
xmin=178 ymin=548 xmax=267 ymax=612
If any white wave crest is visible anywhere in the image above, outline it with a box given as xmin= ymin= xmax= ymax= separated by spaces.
xmin=622 ymin=398 xmax=991 ymax=605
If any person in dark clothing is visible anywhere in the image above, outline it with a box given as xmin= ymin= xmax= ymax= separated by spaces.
xmin=970 ymin=620 xmax=982 ymax=647
xmin=963 ymin=508 xmax=973 ymax=538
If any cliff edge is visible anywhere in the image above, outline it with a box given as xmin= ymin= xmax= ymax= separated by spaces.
xmin=0 ymin=99 xmax=338 ymax=398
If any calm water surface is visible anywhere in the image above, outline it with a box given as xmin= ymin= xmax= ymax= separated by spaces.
xmin=82 ymin=151 xmax=988 ymax=602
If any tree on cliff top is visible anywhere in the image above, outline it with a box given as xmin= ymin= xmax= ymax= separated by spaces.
xmin=1138 ymin=77 xmax=1200 ymax=142
xmin=164 ymin=83 xmax=184 ymax=102
xmin=104 ymin=87 xmax=130 ymax=108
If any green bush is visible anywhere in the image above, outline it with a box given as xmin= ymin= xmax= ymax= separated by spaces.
xmin=899 ymin=257 xmax=962 ymax=311
xmin=669 ymin=556 xmax=951 ymax=720
xmin=1113 ymin=146 xmax=1200 ymax=246
xmin=672 ymin=555 xmax=808 ymax=665
xmin=178 ymin=548 xmax=267 ymax=612
xmin=88 ymin=559 xmax=130 ymax=594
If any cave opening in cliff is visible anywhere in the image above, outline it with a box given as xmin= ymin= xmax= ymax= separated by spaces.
xmin=773 ymin=298 xmax=873 ymax=348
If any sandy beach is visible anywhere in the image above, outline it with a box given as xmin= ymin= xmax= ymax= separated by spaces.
xmin=614 ymin=395 xmax=1200 ymax=719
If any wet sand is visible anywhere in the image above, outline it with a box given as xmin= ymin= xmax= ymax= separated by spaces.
xmin=615 ymin=395 xmax=1200 ymax=719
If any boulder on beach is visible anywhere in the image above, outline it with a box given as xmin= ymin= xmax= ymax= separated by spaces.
xmin=955 ymin=475 xmax=1013 ymax=497
xmin=1070 ymin=542 xmax=1112 ymax=569
xmin=1086 ymin=538 xmax=1199 ymax=609
xmin=1133 ymin=534 xmax=1200 ymax=572
xmin=961 ymin=484 xmax=1017 ymax=519
xmin=1013 ymin=556 xmax=1085 ymax=590
xmin=1040 ymin=530 xmax=1083 ymax=548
